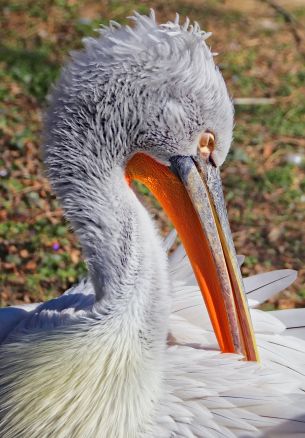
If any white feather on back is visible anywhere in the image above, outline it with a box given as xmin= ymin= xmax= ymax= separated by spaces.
xmin=163 ymin=244 xmax=305 ymax=437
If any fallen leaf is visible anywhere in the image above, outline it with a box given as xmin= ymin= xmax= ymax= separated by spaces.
xmin=25 ymin=261 xmax=37 ymax=271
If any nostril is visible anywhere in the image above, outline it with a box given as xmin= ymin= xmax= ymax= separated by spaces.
xmin=209 ymin=154 xmax=217 ymax=167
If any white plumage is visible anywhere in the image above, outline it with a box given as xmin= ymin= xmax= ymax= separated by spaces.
xmin=165 ymin=244 xmax=305 ymax=437
xmin=1 ymin=240 xmax=305 ymax=437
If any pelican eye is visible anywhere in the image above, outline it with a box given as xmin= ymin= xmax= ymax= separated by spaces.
xmin=198 ymin=132 xmax=216 ymax=166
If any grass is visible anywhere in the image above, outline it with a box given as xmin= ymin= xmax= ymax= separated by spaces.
xmin=0 ymin=0 xmax=304 ymax=309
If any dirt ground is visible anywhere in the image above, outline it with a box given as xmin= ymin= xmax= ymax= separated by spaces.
xmin=0 ymin=0 xmax=304 ymax=309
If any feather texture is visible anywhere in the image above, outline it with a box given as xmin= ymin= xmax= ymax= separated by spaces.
xmin=1 ymin=241 xmax=305 ymax=437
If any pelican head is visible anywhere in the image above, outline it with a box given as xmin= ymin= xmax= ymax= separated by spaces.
xmin=46 ymin=12 xmax=233 ymax=167
xmin=124 ymin=19 xmax=234 ymax=168
xmin=44 ymin=10 xmax=257 ymax=362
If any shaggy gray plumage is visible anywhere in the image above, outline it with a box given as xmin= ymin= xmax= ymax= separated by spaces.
xmin=43 ymin=10 xmax=234 ymax=306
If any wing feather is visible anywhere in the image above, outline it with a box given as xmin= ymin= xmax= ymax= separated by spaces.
xmin=270 ymin=308 xmax=305 ymax=340
xmin=243 ymin=270 xmax=297 ymax=306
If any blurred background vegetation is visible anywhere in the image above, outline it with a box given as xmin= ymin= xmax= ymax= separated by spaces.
xmin=0 ymin=0 xmax=304 ymax=309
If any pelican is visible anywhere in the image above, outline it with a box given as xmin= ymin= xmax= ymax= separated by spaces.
xmin=1 ymin=11 xmax=305 ymax=437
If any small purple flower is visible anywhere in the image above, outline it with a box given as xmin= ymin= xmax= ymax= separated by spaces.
xmin=52 ymin=242 xmax=60 ymax=251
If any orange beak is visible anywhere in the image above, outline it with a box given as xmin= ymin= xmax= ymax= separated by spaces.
xmin=125 ymin=152 xmax=259 ymax=362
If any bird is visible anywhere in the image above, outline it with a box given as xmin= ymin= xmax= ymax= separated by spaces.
xmin=1 ymin=10 xmax=305 ymax=438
